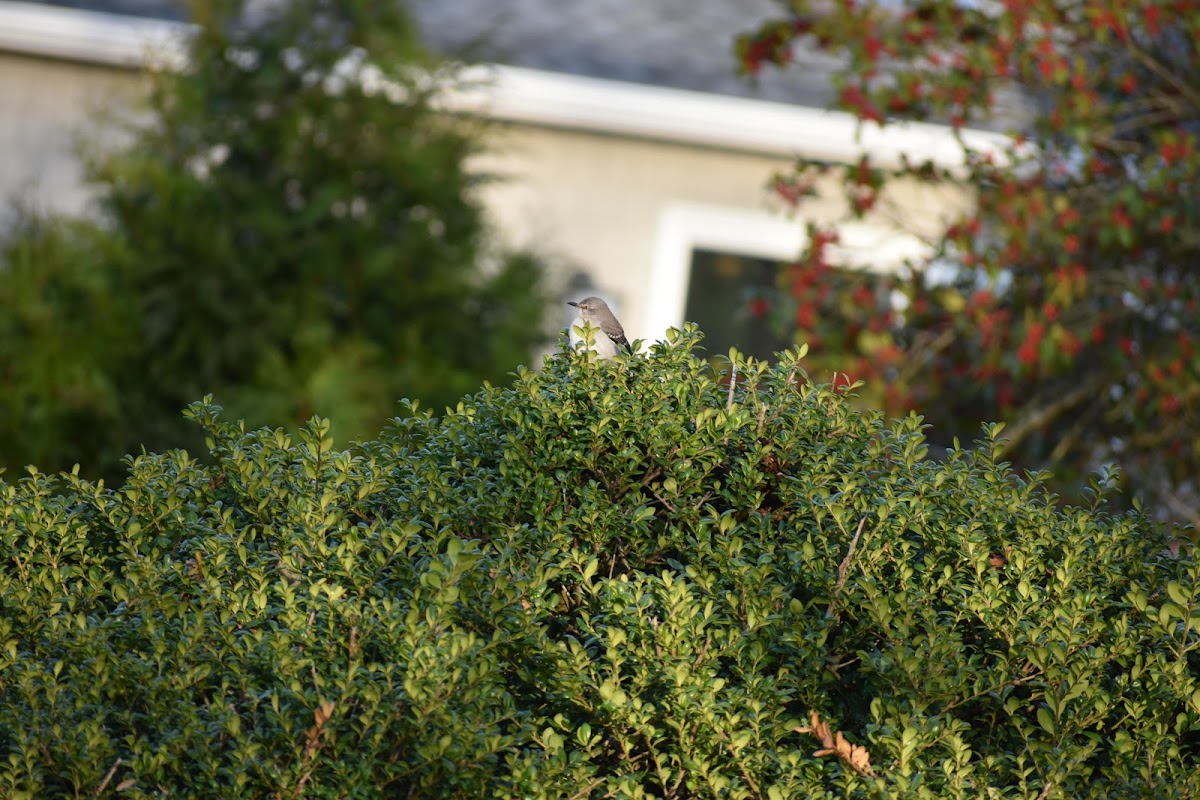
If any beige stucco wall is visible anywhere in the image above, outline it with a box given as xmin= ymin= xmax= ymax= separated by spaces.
xmin=0 ymin=50 xmax=969 ymax=342
xmin=473 ymin=125 xmax=795 ymax=334
xmin=474 ymin=123 xmax=968 ymax=338
xmin=0 ymin=52 xmax=141 ymax=219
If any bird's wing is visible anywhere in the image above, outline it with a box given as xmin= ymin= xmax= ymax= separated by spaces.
xmin=607 ymin=332 xmax=634 ymax=354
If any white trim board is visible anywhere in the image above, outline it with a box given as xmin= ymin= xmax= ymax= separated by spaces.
xmin=0 ymin=0 xmax=186 ymax=68
xmin=448 ymin=65 xmax=1006 ymax=171
xmin=0 ymin=0 xmax=1010 ymax=168
xmin=645 ymin=203 xmax=806 ymax=340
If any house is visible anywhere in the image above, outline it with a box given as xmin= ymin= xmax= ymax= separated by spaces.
xmin=0 ymin=0 xmax=1008 ymax=355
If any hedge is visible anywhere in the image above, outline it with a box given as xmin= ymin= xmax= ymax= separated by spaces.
xmin=1 ymin=327 xmax=1197 ymax=798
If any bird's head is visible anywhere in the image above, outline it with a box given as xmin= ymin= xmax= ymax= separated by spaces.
xmin=568 ymin=296 xmax=607 ymax=315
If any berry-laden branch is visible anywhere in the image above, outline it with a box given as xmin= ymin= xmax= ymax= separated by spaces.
xmin=736 ymin=0 xmax=1200 ymax=517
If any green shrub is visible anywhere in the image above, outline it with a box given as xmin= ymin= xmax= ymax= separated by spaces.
xmin=1 ymin=328 xmax=1197 ymax=798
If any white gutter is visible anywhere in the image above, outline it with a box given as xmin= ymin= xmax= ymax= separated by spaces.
xmin=0 ymin=0 xmax=187 ymax=69
xmin=448 ymin=64 xmax=1009 ymax=171
xmin=0 ymin=0 xmax=1011 ymax=170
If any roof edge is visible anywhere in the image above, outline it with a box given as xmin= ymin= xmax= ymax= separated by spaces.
xmin=0 ymin=0 xmax=188 ymax=68
xmin=0 ymin=0 xmax=1011 ymax=169
xmin=449 ymin=64 xmax=1009 ymax=169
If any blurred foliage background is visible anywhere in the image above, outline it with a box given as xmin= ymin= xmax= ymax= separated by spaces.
xmin=738 ymin=0 xmax=1200 ymax=523
xmin=0 ymin=0 xmax=549 ymax=482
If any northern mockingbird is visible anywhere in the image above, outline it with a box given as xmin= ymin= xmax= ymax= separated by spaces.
xmin=568 ymin=296 xmax=633 ymax=358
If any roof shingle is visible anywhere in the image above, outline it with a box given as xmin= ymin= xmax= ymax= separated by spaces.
xmin=405 ymin=0 xmax=840 ymax=106
xmin=30 ymin=0 xmax=840 ymax=106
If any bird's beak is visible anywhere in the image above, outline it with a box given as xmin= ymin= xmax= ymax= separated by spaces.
xmin=567 ymin=301 xmax=579 ymax=308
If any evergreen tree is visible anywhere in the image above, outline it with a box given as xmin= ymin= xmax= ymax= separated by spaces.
xmin=0 ymin=0 xmax=548 ymax=479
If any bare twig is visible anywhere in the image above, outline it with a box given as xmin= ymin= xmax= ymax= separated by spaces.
xmin=712 ymin=727 xmax=763 ymax=798
xmin=649 ymin=486 xmax=678 ymax=513
xmin=826 ymin=516 xmax=868 ymax=621
xmin=727 ymin=361 xmax=738 ymax=411
xmin=834 ymin=516 xmax=868 ymax=595
xmin=692 ymin=637 xmax=712 ymax=667
xmin=291 ymin=769 xmax=314 ymax=798
xmin=640 ymin=467 xmax=663 ymax=486
xmin=96 ymin=758 xmax=122 ymax=796
xmin=938 ymin=672 xmax=1044 ymax=714
xmin=566 ymin=779 xmax=605 ymax=800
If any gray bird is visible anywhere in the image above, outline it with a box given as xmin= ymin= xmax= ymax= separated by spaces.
xmin=568 ymin=296 xmax=633 ymax=357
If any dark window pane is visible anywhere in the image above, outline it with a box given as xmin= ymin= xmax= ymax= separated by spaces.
xmin=684 ymin=249 xmax=791 ymax=360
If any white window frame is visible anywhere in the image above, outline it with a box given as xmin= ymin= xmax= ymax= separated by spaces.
xmin=645 ymin=201 xmax=934 ymax=340
xmin=645 ymin=203 xmax=806 ymax=341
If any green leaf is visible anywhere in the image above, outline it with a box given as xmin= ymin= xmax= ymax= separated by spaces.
xmin=582 ymin=558 xmax=599 ymax=582
xmin=1037 ymin=707 xmax=1057 ymax=736
xmin=1166 ymin=581 xmax=1190 ymax=607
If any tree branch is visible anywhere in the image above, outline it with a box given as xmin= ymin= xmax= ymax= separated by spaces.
xmin=1124 ymin=39 xmax=1200 ymax=115
xmin=995 ymin=377 xmax=1106 ymax=459
xmin=896 ymin=326 xmax=959 ymax=386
